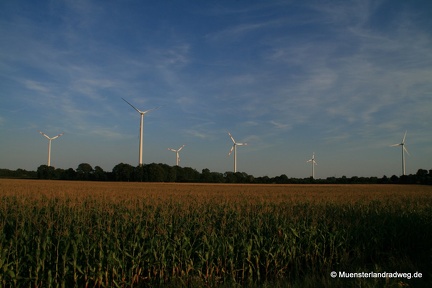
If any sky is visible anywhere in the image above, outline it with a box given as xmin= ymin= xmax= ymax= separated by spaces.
xmin=1 ymin=0 xmax=431 ymax=178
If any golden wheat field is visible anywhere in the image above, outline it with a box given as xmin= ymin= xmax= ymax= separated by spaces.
xmin=1 ymin=179 xmax=432 ymax=204
xmin=1 ymin=179 xmax=432 ymax=287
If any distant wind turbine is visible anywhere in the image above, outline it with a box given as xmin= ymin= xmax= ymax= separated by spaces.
xmin=39 ymin=131 xmax=64 ymax=167
xmin=306 ymin=152 xmax=318 ymax=179
xmin=122 ymin=97 xmax=160 ymax=166
xmin=228 ymin=132 xmax=247 ymax=173
xmin=390 ymin=130 xmax=409 ymax=176
xmin=168 ymin=145 xmax=185 ymax=166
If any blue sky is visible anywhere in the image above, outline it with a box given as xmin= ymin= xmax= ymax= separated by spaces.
xmin=1 ymin=0 xmax=431 ymax=178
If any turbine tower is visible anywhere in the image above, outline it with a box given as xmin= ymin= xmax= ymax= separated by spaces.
xmin=306 ymin=152 xmax=318 ymax=179
xmin=228 ymin=132 xmax=247 ymax=173
xmin=39 ymin=131 xmax=64 ymax=167
xmin=391 ymin=130 xmax=409 ymax=176
xmin=168 ymin=145 xmax=185 ymax=166
xmin=122 ymin=97 xmax=159 ymax=166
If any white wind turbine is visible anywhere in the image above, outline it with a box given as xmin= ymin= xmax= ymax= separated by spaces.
xmin=390 ymin=130 xmax=409 ymax=176
xmin=168 ymin=145 xmax=185 ymax=166
xmin=306 ymin=152 xmax=318 ymax=179
xmin=228 ymin=132 xmax=247 ymax=173
xmin=122 ymin=97 xmax=160 ymax=166
xmin=39 ymin=131 xmax=64 ymax=167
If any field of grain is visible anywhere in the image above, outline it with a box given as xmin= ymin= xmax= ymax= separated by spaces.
xmin=1 ymin=179 xmax=432 ymax=287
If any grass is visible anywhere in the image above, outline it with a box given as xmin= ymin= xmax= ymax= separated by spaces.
xmin=0 ymin=179 xmax=431 ymax=287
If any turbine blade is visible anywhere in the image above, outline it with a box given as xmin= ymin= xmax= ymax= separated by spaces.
xmin=121 ymin=97 xmax=142 ymax=113
xmin=402 ymin=130 xmax=407 ymax=144
xmin=228 ymin=145 xmax=234 ymax=156
xmin=403 ymin=145 xmax=410 ymax=156
xmin=52 ymin=133 xmax=64 ymax=140
xmin=142 ymin=106 xmax=160 ymax=114
xmin=168 ymin=148 xmax=176 ymax=152
xmin=390 ymin=143 xmax=401 ymax=147
xmin=178 ymin=145 xmax=185 ymax=151
xmin=228 ymin=132 xmax=236 ymax=144
xmin=237 ymin=142 xmax=247 ymax=146
xmin=39 ymin=131 xmax=50 ymax=139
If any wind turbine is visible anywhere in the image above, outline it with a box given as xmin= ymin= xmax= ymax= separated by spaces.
xmin=168 ymin=145 xmax=185 ymax=166
xmin=390 ymin=130 xmax=409 ymax=176
xmin=306 ymin=152 xmax=318 ymax=179
xmin=228 ymin=132 xmax=247 ymax=173
xmin=122 ymin=97 xmax=159 ymax=166
xmin=39 ymin=131 xmax=64 ymax=167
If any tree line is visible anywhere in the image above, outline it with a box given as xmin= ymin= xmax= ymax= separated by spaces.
xmin=1 ymin=164 xmax=431 ymax=185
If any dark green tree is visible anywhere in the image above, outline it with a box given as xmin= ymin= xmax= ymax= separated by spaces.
xmin=181 ymin=167 xmax=200 ymax=182
xmin=76 ymin=163 xmax=93 ymax=180
xmin=112 ymin=163 xmax=134 ymax=181
xmin=166 ymin=166 xmax=177 ymax=182
xmin=274 ymin=174 xmax=289 ymax=184
xmin=390 ymin=175 xmax=399 ymax=184
xmin=200 ymin=168 xmax=212 ymax=182
xmin=224 ymin=172 xmax=237 ymax=183
xmin=60 ymin=168 xmax=77 ymax=180
xmin=93 ymin=166 xmax=107 ymax=181
xmin=147 ymin=163 xmax=165 ymax=182
xmin=37 ymin=165 xmax=56 ymax=179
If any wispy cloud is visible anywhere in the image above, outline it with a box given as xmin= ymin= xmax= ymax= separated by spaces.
xmin=206 ymin=21 xmax=274 ymax=42
xmin=23 ymin=80 xmax=52 ymax=94
xmin=269 ymin=120 xmax=291 ymax=130
xmin=185 ymin=129 xmax=211 ymax=140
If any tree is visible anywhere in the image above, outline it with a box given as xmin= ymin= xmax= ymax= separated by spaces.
xmin=186 ymin=167 xmax=200 ymax=182
xmin=166 ymin=166 xmax=177 ymax=182
xmin=93 ymin=166 xmax=107 ymax=181
xmin=37 ymin=165 xmax=56 ymax=179
xmin=211 ymin=172 xmax=225 ymax=183
xmin=274 ymin=174 xmax=289 ymax=184
xmin=390 ymin=175 xmax=399 ymax=184
xmin=147 ymin=163 xmax=165 ymax=182
xmin=112 ymin=163 xmax=134 ymax=181
xmin=60 ymin=168 xmax=77 ymax=180
xmin=133 ymin=166 xmax=145 ymax=182
xmin=379 ymin=175 xmax=389 ymax=184
xmin=201 ymin=168 xmax=212 ymax=182
xmin=399 ymin=175 xmax=410 ymax=184
xmin=76 ymin=163 xmax=93 ymax=180
xmin=224 ymin=172 xmax=237 ymax=183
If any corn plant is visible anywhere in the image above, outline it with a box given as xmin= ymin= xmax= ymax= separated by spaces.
xmin=0 ymin=180 xmax=431 ymax=287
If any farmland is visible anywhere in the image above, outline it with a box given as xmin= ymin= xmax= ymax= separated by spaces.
xmin=1 ymin=180 xmax=432 ymax=287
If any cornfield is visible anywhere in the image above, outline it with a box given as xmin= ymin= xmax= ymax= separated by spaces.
xmin=1 ymin=179 xmax=431 ymax=287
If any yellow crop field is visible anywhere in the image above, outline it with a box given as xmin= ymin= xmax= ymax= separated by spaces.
xmin=2 ymin=179 xmax=431 ymax=204
xmin=1 ymin=179 xmax=431 ymax=287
